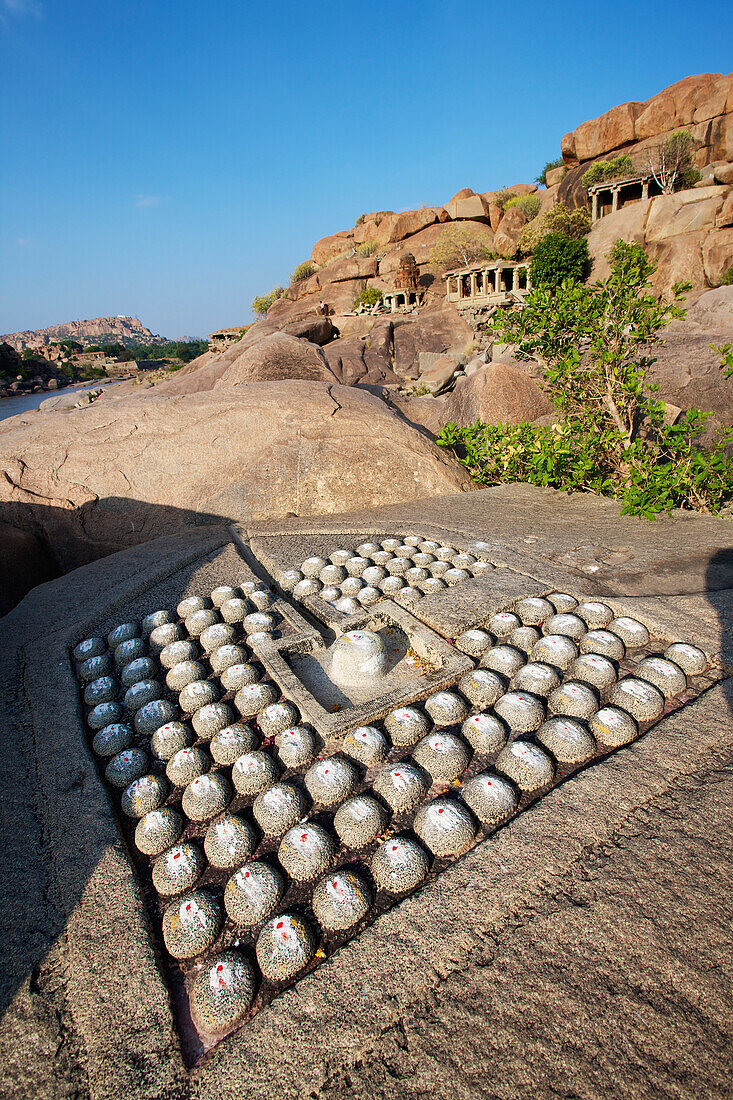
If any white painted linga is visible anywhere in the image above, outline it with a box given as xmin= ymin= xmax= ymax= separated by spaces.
xmin=329 ymin=629 xmax=388 ymax=687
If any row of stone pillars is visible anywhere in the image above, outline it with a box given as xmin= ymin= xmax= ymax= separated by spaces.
xmin=590 ymin=178 xmax=650 ymax=221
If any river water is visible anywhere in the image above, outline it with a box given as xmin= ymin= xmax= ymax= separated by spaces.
xmin=0 ymin=381 xmax=122 ymax=422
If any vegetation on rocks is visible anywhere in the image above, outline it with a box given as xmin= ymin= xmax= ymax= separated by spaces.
xmin=518 ymin=202 xmax=591 ymax=254
xmin=352 ymin=285 xmax=383 ymax=310
xmin=437 ymin=241 xmax=733 ymax=518
xmin=430 ymin=225 xmax=495 ymax=271
xmin=530 ymin=233 xmax=589 ymax=288
xmin=505 ymin=193 xmax=541 ymax=221
xmin=252 ymin=287 xmax=285 ymax=316
xmin=719 ymin=265 xmax=733 ymax=287
xmin=581 ymin=153 xmax=636 ymax=190
xmin=356 ymin=241 xmax=378 ymax=257
xmin=290 ymin=261 xmax=316 ymax=284
xmin=647 ymin=130 xmax=701 ymax=193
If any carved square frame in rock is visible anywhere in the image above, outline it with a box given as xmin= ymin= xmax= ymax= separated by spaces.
xmin=251 ymin=595 xmax=474 ymax=743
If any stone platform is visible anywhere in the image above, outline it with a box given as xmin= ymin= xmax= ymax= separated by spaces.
xmin=1 ymin=484 xmax=732 ymax=1100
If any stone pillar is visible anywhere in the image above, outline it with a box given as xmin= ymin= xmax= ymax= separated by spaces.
xmin=470 ymin=272 xmax=477 ymax=298
xmin=612 ymin=186 xmax=619 ymax=214
xmin=512 ymin=266 xmax=518 ymax=291
xmin=642 ymin=179 xmax=649 ymax=200
xmin=591 ymin=191 xmax=598 ymax=221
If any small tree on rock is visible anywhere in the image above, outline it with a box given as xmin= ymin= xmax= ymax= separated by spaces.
xmin=647 ymin=130 xmax=696 ymax=194
xmin=430 ymin=225 xmax=495 ymax=271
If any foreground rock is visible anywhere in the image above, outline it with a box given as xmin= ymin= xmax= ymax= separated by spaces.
xmin=0 ymin=380 xmax=471 ymax=577
xmin=213 ymin=332 xmax=337 ymax=387
xmin=1 ymin=487 xmax=732 ymax=1100
xmin=444 ymin=362 xmax=553 ymax=427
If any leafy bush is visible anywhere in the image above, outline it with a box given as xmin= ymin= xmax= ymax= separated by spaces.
xmin=352 ymin=285 xmax=383 ymax=310
xmin=355 ymin=214 xmax=365 ymax=226
xmin=582 ymin=153 xmax=635 ymax=190
xmin=530 ymin=232 xmax=589 ymax=287
xmin=719 ymin=265 xmax=733 ymax=287
xmin=430 ymin=225 xmax=495 ymax=271
xmin=252 ymin=287 xmax=285 ymax=316
xmin=519 ymin=203 xmax=591 ymax=254
xmin=494 ymin=188 xmax=518 ymax=211
xmin=357 ymin=241 xmax=378 ymax=257
xmin=436 ymin=240 xmax=733 ymax=519
xmin=536 ymin=158 xmax=565 ymax=186
xmin=505 ymin=193 xmax=541 ymax=221
xmin=290 ymin=261 xmax=316 ymax=284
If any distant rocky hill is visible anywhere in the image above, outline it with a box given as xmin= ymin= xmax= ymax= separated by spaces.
xmin=1 ymin=315 xmax=164 ymax=352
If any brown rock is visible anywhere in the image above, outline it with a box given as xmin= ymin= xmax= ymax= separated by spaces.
xmin=647 ymin=231 xmax=707 ymax=299
xmin=0 ymin=382 xmax=471 ymax=571
xmin=444 ymin=191 xmax=490 ymax=222
xmin=708 ymin=113 xmax=733 ymax=166
xmin=635 ymin=73 xmax=733 ymax=140
xmin=702 ymin=229 xmax=733 ymax=285
xmin=646 ymin=187 xmax=728 ymax=242
xmin=214 ymin=333 xmax=337 ymax=387
xmin=716 ymin=191 xmax=733 ymax=228
xmin=561 ymin=130 xmax=578 ymax=167
xmin=392 ymin=303 xmax=474 ymax=378
xmin=672 ymin=285 xmax=733 ymax=331
xmin=715 ymin=163 xmax=733 ymax=185
xmin=390 ymin=208 xmax=441 ymax=241
xmin=488 ymin=203 xmax=503 ymax=231
xmin=493 ymin=207 xmax=527 ymax=258
xmin=282 ymin=316 xmax=335 ymax=345
xmin=545 ymin=166 xmax=566 ymax=188
xmin=389 ymin=393 xmax=448 ymax=437
xmin=587 ymin=200 xmax=653 ymax=282
xmin=418 ymin=356 xmax=459 ymax=395
xmin=647 ymin=331 xmax=733 ymax=422
xmin=573 ymin=101 xmax=645 ymax=163
xmin=311 ymin=231 xmax=353 ymax=266
xmin=444 ymin=363 xmax=552 ymax=427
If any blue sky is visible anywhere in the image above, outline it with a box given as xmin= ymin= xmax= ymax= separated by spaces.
xmin=1 ymin=0 xmax=731 ymax=338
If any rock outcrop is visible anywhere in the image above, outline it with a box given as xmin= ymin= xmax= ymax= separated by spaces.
xmin=444 ymin=363 xmax=553 ymax=427
xmin=213 ymin=332 xmax=337 ymax=387
xmin=0 ymin=381 xmax=471 ymax=574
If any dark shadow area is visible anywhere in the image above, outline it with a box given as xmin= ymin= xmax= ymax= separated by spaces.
xmin=0 ymin=496 xmax=238 ymax=616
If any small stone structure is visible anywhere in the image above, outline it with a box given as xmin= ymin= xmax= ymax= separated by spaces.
xmin=382 ymin=288 xmax=426 ymax=313
xmin=395 ymin=251 xmax=420 ymax=291
xmin=208 ymin=326 xmax=248 ymax=353
xmin=587 ymin=172 xmax=663 ymax=221
xmin=444 ymin=260 xmax=532 ymax=309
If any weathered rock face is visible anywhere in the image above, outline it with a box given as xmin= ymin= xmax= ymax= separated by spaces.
xmin=585 ymin=186 xmax=732 ymax=297
xmin=493 ymin=207 xmax=527 ymax=258
xmin=675 ymin=285 xmax=733 ymax=331
xmin=0 ymin=381 xmax=471 ymax=572
xmin=213 ymin=333 xmax=338 ymax=387
xmin=561 ymin=72 xmax=733 ymax=168
xmin=443 ymin=363 xmax=553 ymax=427
xmin=392 ymin=303 xmax=474 ymax=378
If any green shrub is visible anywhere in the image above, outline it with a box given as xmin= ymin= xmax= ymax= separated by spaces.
xmin=290 ymin=261 xmax=316 ymax=284
xmin=582 ymin=153 xmax=635 ymax=190
xmin=494 ymin=187 xmax=518 ymax=211
xmin=357 ymin=241 xmax=378 ymax=257
xmin=436 ymin=239 xmax=733 ymax=519
xmin=519 ymin=203 xmax=591 ymax=254
xmin=536 ymin=158 xmax=565 ymax=187
xmin=719 ymin=265 xmax=733 ymax=287
xmin=251 ymin=286 xmax=285 ymax=316
xmin=505 ymin=193 xmax=541 ymax=221
xmin=355 ymin=214 xmax=365 ymax=226
xmin=352 ymin=285 xmax=383 ymax=310
xmin=530 ymin=233 xmax=589 ymax=287
xmin=430 ymin=225 xmax=495 ymax=271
